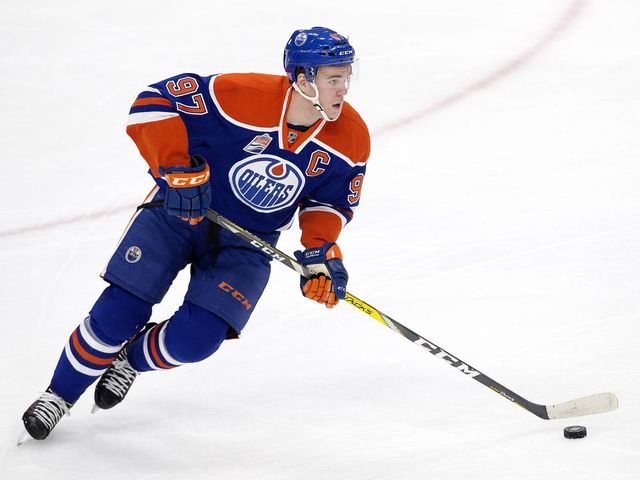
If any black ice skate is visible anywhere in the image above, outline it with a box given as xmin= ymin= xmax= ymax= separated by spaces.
xmin=19 ymin=388 xmax=73 ymax=445
xmin=92 ymin=322 xmax=156 ymax=413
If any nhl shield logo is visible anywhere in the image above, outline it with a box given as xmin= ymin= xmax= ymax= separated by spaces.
xmin=229 ymin=155 xmax=305 ymax=212
xmin=243 ymin=133 xmax=273 ymax=154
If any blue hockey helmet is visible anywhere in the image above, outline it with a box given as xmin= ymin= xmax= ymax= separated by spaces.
xmin=283 ymin=27 xmax=356 ymax=84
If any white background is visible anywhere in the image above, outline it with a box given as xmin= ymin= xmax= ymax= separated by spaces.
xmin=1 ymin=0 xmax=639 ymax=478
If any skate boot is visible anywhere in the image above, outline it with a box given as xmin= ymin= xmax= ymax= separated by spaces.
xmin=93 ymin=322 xmax=156 ymax=412
xmin=19 ymin=388 xmax=73 ymax=444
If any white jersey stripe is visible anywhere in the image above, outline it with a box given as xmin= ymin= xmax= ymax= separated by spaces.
xmin=127 ymin=111 xmax=179 ymax=126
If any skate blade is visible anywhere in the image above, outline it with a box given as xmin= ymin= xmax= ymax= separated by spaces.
xmin=91 ymin=404 xmax=101 ymax=414
xmin=17 ymin=430 xmax=31 ymax=446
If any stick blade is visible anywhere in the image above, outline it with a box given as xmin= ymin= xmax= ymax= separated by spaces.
xmin=546 ymin=392 xmax=619 ymax=419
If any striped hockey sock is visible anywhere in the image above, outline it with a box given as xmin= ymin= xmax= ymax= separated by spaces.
xmin=50 ymin=316 xmax=123 ymax=403
xmin=127 ymin=321 xmax=185 ymax=372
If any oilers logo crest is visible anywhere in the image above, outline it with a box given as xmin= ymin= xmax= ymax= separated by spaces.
xmin=229 ymin=154 xmax=305 ymax=212
xmin=125 ymin=246 xmax=142 ymax=263
xmin=294 ymin=32 xmax=308 ymax=46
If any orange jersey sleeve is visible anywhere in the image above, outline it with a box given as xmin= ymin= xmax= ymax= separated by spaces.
xmin=126 ymin=89 xmax=191 ymax=177
xmin=299 ymin=103 xmax=370 ymax=248
xmin=299 ymin=210 xmax=344 ymax=248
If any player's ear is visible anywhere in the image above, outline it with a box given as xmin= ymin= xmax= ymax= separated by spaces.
xmin=296 ymin=71 xmax=308 ymax=87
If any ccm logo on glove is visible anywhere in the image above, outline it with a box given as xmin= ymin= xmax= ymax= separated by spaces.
xmin=165 ymin=170 xmax=210 ymax=187
xmin=159 ymin=155 xmax=212 ymax=225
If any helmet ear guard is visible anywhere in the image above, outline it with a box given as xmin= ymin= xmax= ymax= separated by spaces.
xmin=292 ymin=65 xmax=317 ymax=84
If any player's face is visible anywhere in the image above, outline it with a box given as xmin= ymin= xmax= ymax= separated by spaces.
xmin=314 ymin=65 xmax=352 ymax=119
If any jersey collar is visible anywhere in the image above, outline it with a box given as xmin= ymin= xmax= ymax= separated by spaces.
xmin=278 ymin=87 xmax=326 ymax=154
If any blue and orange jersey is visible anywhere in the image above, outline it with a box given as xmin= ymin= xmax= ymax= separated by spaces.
xmin=126 ymin=72 xmax=370 ymax=247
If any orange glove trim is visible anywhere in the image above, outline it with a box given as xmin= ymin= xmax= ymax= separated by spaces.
xmin=325 ymin=244 xmax=343 ymax=261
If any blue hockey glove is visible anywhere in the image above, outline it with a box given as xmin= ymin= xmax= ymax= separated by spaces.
xmin=293 ymin=243 xmax=348 ymax=309
xmin=159 ymin=155 xmax=211 ymax=225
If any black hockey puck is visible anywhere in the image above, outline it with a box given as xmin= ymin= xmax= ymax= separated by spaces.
xmin=563 ymin=425 xmax=587 ymax=439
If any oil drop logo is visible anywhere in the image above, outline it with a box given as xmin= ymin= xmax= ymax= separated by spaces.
xmin=229 ymin=155 xmax=305 ymax=212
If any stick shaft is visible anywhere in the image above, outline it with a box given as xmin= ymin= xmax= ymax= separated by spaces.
xmin=205 ymin=208 xmax=618 ymax=420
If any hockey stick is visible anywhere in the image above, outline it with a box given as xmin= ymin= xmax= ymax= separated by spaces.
xmin=204 ymin=208 xmax=618 ymax=420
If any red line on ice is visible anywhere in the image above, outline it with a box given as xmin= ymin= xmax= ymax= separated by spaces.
xmin=373 ymin=0 xmax=586 ymax=136
xmin=0 ymin=206 xmax=133 ymax=238
xmin=0 ymin=0 xmax=586 ymax=239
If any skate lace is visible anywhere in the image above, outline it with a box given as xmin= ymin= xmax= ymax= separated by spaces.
xmin=32 ymin=392 xmax=71 ymax=431
xmin=103 ymin=359 xmax=139 ymax=398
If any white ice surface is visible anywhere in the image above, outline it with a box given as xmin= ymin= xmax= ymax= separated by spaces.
xmin=1 ymin=0 xmax=639 ymax=479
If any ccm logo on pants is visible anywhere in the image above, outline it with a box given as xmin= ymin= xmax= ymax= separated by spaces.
xmin=218 ymin=282 xmax=252 ymax=311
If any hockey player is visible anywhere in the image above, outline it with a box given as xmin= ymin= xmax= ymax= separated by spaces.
xmin=19 ymin=26 xmax=369 ymax=443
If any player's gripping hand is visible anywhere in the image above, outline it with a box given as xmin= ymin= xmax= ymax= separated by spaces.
xmin=293 ymin=243 xmax=348 ymax=309
xmin=159 ymin=155 xmax=211 ymax=225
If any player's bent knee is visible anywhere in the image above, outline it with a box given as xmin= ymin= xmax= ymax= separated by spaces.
xmin=163 ymin=302 xmax=229 ymax=364
xmin=89 ymin=284 xmax=153 ymax=344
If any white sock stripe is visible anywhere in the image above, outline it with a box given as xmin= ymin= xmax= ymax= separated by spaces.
xmin=80 ymin=317 xmax=122 ymax=354
xmin=158 ymin=322 xmax=185 ymax=366
xmin=141 ymin=329 xmax=160 ymax=370
xmin=64 ymin=342 xmax=107 ymax=377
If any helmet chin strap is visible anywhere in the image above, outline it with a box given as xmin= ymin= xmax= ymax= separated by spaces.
xmin=292 ymin=81 xmax=339 ymax=122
